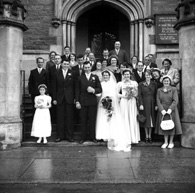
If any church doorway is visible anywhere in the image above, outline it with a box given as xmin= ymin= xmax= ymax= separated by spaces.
xmin=76 ymin=5 xmax=130 ymax=59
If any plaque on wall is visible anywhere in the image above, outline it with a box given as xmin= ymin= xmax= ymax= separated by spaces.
xmin=155 ymin=14 xmax=179 ymax=44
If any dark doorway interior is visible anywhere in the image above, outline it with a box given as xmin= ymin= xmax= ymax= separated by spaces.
xmin=76 ymin=5 xmax=129 ymax=59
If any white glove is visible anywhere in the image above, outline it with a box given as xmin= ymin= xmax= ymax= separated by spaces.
xmin=161 ymin=110 xmax=166 ymax=115
xmin=167 ymin=109 xmax=172 ymax=114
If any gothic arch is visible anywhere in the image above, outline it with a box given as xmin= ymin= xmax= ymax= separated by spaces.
xmin=61 ymin=0 xmax=145 ymax=60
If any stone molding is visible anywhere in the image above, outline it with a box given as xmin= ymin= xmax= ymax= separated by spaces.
xmin=0 ymin=0 xmax=28 ymax=31
xmin=174 ymin=0 xmax=195 ymax=30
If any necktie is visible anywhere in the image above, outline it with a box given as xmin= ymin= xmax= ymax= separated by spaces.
xmin=38 ymin=68 xmax=41 ymax=74
xmin=86 ymin=74 xmax=90 ymax=80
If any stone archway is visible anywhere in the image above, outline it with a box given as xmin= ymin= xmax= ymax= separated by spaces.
xmin=60 ymin=0 xmax=145 ymax=60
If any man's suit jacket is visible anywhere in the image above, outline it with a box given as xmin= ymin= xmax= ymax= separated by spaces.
xmin=28 ymin=68 xmax=48 ymax=95
xmin=109 ymin=49 xmax=128 ymax=64
xmin=72 ymin=65 xmax=85 ymax=77
xmin=48 ymin=65 xmax=60 ymax=94
xmin=144 ymin=62 xmax=157 ymax=71
xmin=133 ymin=70 xmax=146 ymax=84
xmin=53 ymin=69 xmax=76 ymax=105
xmin=61 ymin=54 xmax=70 ymax=62
xmin=76 ymin=73 xmax=102 ymax=106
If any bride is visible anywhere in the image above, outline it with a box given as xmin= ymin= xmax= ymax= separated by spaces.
xmin=96 ymin=70 xmax=131 ymax=152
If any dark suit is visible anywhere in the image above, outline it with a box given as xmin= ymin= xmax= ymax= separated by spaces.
xmin=76 ymin=73 xmax=102 ymax=140
xmin=48 ymin=65 xmax=61 ymax=123
xmin=133 ymin=70 xmax=146 ymax=84
xmin=61 ymin=54 xmax=70 ymax=62
xmin=28 ymin=68 xmax=48 ymax=111
xmin=144 ymin=62 xmax=157 ymax=71
xmin=109 ymin=49 xmax=128 ymax=64
xmin=53 ymin=69 xmax=76 ymax=140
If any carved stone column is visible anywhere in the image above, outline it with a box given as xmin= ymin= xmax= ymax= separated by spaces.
xmin=62 ymin=20 xmax=67 ymax=48
xmin=138 ymin=19 xmax=144 ymax=61
xmin=174 ymin=0 xmax=195 ymax=148
xmin=70 ymin=22 xmax=76 ymax=53
xmin=0 ymin=0 xmax=28 ymax=150
xmin=134 ymin=20 xmax=139 ymax=57
xmin=130 ymin=21 xmax=135 ymax=58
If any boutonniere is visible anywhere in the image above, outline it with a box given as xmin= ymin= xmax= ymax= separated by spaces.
xmin=143 ymin=82 xmax=148 ymax=87
xmin=163 ymin=88 xmax=168 ymax=93
xmin=91 ymin=77 xmax=95 ymax=81
xmin=68 ymin=73 xmax=71 ymax=76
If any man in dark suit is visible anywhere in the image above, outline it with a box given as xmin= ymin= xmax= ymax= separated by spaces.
xmin=28 ymin=57 xmax=48 ymax=113
xmin=133 ymin=61 xmax=146 ymax=84
xmin=53 ymin=60 xmax=77 ymax=142
xmin=75 ymin=61 xmax=102 ymax=144
xmin=109 ymin=41 xmax=128 ymax=64
xmin=47 ymin=54 xmax=62 ymax=123
xmin=144 ymin=55 xmax=157 ymax=71
xmin=61 ymin=46 xmax=71 ymax=62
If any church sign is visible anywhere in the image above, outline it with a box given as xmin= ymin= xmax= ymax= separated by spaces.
xmin=155 ymin=14 xmax=179 ymax=44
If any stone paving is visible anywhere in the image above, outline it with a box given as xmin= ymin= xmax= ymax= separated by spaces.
xmin=0 ymin=145 xmax=195 ymax=192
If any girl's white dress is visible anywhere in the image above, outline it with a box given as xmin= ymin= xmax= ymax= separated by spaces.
xmin=96 ymin=77 xmax=131 ymax=152
xmin=117 ymin=80 xmax=140 ymax=144
xmin=31 ymin=95 xmax=52 ymax=137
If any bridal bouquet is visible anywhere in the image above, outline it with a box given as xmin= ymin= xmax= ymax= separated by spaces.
xmin=101 ymin=96 xmax=114 ymax=120
xmin=124 ymin=86 xmax=137 ymax=100
xmin=36 ymin=98 xmax=44 ymax=107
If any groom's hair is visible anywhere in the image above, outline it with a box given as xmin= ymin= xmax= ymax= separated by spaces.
xmin=83 ymin=61 xmax=90 ymax=66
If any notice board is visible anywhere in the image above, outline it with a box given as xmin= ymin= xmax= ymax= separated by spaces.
xmin=155 ymin=14 xmax=179 ymax=44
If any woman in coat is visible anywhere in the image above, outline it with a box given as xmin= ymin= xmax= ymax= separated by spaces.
xmin=155 ymin=75 xmax=182 ymax=149
xmin=138 ymin=69 xmax=158 ymax=143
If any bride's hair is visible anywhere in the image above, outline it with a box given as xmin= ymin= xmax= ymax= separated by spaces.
xmin=102 ymin=70 xmax=110 ymax=76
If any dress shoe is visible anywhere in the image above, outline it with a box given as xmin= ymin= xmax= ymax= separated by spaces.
xmin=145 ymin=138 xmax=149 ymax=143
xmin=79 ymin=140 xmax=85 ymax=144
xmin=37 ymin=139 xmax=41 ymax=144
xmin=55 ymin=138 xmax=61 ymax=142
xmin=68 ymin=139 xmax=74 ymax=142
xmin=148 ymin=138 xmax=153 ymax=144
xmin=161 ymin=143 xmax=168 ymax=149
xmin=168 ymin=143 xmax=174 ymax=149
xmin=92 ymin=139 xmax=98 ymax=143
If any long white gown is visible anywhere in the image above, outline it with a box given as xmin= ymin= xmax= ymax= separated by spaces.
xmin=117 ymin=80 xmax=140 ymax=144
xmin=96 ymin=76 xmax=131 ymax=152
xmin=31 ymin=95 xmax=52 ymax=137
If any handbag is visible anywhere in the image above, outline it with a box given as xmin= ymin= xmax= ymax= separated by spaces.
xmin=160 ymin=114 xmax=175 ymax=130
xmin=137 ymin=111 xmax=146 ymax=123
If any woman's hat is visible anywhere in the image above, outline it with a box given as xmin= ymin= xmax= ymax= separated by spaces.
xmin=160 ymin=75 xmax=172 ymax=83
xmin=38 ymin=84 xmax=47 ymax=90
xmin=152 ymin=68 xmax=161 ymax=74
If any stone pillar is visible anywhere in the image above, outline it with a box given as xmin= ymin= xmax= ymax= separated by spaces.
xmin=134 ymin=20 xmax=139 ymax=57
xmin=62 ymin=20 xmax=67 ymax=48
xmin=0 ymin=0 xmax=28 ymax=150
xmin=174 ymin=0 xmax=195 ymax=148
xmin=67 ymin=21 xmax=71 ymax=47
xmin=130 ymin=21 xmax=135 ymax=58
xmin=138 ymin=20 xmax=144 ymax=61
xmin=70 ymin=22 xmax=76 ymax=53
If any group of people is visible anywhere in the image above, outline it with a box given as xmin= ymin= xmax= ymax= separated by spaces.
xmin=28 ymin=40 xmax=182 ymax=151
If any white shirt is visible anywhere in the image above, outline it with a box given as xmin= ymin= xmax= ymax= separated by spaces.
xmin=37 ymin=68 xmax=42 ymax=74
xmin=85 ymin=73 xmax=91 ymax=80
xmin=62 ymin=69 xmax=68 ymax=78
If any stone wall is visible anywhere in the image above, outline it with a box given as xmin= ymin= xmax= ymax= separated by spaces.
xmin=21 ymin=0 xmax=56 ymax=50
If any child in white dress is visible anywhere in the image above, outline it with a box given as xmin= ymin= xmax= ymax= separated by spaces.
xmin=31 ymin=84 xmax=52 ymax=144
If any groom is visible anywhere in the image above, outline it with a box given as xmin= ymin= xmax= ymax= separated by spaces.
xmin=75 ymin=61 xmax=102 ymax=144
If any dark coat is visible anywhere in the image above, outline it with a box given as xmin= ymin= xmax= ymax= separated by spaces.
xmin=53 ymin=69 xmax=76 ymax=105
xmin=48 ymin=65 xmax=60 ymax=94
xmin=133 ymin=70 xmax=146 ymax=84
xmin=155 ymin=86 xmax=182 ymax=135
xmin=138 ymin=80 xmax=157 ymax=127
xmin=76 ymin=73 xmax=102 ymax=106
xmin=109 ymin=49 xmax=128 ymax=64
xmin=28 ymin=68 xmax=48 ymax=95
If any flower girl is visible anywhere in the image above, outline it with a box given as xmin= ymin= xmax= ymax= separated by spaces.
xmin=31 ymin=84 xmax=52 ymax=144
